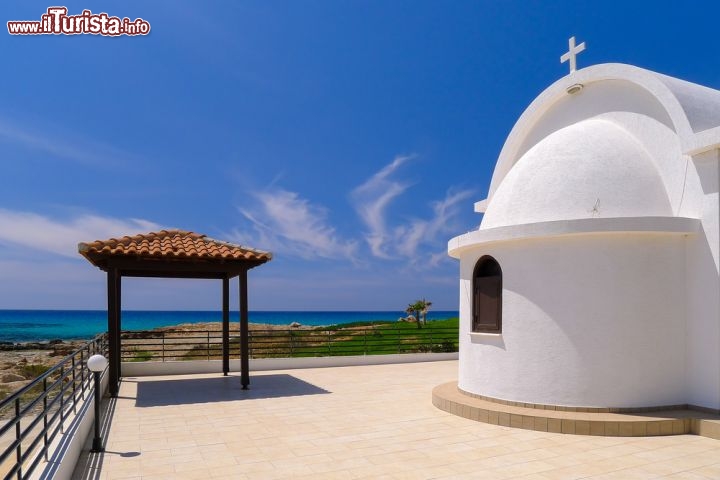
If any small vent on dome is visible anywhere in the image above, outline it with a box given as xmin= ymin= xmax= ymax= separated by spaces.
xmin=566 ymin=83 xmax=584 ymax=94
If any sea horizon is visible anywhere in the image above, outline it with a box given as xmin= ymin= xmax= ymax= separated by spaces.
xmin=0 ymin=309 xmax=459 ymax=343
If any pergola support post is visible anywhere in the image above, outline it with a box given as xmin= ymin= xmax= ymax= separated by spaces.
xmin=222 ymin=276 xmax=230 ymax=376
xmin=116 ymin=274 xmax=122 ymax=382
xmin=240 ymin=268 xmax=249 ymax=389
xmin=107 ymin=268 xmax=120 ymax=397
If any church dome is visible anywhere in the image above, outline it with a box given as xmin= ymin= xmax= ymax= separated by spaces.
xmin=481 ymin=119 xmax=673 ymax=229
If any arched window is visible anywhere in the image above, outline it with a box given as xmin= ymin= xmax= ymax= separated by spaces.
xmin=473 ymin=256 xmax=502 ymax=333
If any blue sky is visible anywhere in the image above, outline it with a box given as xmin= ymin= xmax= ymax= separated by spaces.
xmin=0 ymin=1 xmax=718 ymax=311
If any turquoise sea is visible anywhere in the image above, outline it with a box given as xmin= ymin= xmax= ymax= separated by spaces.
xmin=0 ymin=310 xmax=459 ymax=343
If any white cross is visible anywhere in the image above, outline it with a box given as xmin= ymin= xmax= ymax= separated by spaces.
xmin=560 ymin=36 xmax=586 ymax=73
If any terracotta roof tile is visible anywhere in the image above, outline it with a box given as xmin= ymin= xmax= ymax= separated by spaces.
xmin=78 ymin=229 xmax=271 ymax=264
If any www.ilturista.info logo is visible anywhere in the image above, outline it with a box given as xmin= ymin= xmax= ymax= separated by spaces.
xmin=8 ymin=7 xmax=150 ymax=36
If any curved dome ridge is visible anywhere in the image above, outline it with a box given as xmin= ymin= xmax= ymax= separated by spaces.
xmin=654 ymin=72 xmax=720 ymax=133
xmin=486 ymin=64 xmax=720 ymax=199
xmin=481 ymin=119 xmax=673 ymax=229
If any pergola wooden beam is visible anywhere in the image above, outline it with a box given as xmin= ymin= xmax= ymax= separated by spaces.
xmin=78 ymin=230 xmax=271 ymax=397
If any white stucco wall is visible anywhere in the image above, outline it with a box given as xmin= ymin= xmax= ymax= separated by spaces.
xmin=458 ymin=234 xmax=687 ymax=408
xmin=452 ymin=63 xmax=720 ymax=411
xmin=684 ymin=150 xmax=720 ymax=409
xmin=121 ymin=352 xmax=458 ymax=377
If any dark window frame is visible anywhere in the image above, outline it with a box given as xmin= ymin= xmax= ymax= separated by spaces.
xmin=472 ymin=255 xmax=502 ymax=333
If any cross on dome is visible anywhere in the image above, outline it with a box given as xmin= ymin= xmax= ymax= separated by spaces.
xmin=560 ymin=36 xmax=586 ymax=73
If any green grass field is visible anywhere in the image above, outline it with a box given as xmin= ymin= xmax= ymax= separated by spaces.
xmin=171 ymin=317 xmax=459 ymax=360
xmin=249 ymin=317 xmax=459 ymax=358
xmin=315 ymin=317 xmax=458 ymax=356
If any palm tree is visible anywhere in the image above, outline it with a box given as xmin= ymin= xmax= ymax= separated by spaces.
xmin=407 ymin=298 xmax=432 ymax=329
xmin=419 ymin=298 xmax=432 ymax=325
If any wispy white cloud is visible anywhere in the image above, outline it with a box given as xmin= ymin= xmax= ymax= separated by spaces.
xmin=428 ymin=250 xmax=451 ymax=269
xmin=233 ymin=155 xmax=474 ymax=270
xmin=233 ymin=189 xmax=358 ymax=260
xmin=0 ymin=117 xmax=135 ymax=167
xmin=394 ymin=187 xmax=475 ymax=260
xmin=352 ymin=157 xmax=474 ymax=263
xmin=0 ymin=209 xmax=161 ymax=258
xmin=351 ymin=154 xmax=414 ymax=258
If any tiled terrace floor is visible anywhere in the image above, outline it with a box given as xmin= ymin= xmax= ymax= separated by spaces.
xmin=71 ymin=361 xmax=720 ymax=479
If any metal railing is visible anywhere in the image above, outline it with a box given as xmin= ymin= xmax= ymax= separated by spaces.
xmin=0 ymin=334 xmax=107 ymax=480
xmin=121 ymin=326 xmax=458 ymax=362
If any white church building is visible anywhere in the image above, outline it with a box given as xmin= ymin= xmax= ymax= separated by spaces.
xmin=448 ymin=55 xmax=720 ymax=413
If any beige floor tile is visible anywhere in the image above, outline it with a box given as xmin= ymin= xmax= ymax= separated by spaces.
xmin=687 ymin=462 xmax=720 ymax=478
xmin=581 ymin=470 xmax=660 ymax=479
xmin=661 ymin=473 xmax=710 ymax=479
xmin=64 ymin=361 xmax=720 ymax=480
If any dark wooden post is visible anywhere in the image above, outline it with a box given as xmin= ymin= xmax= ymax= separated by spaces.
xmin=239 ymin=269 xmax=249 ymax=389
xmin=115 ymin=273 xmax=122 ymax=382
xmin=222 ymin=276 xmax=230 ymax=376
xmin=107 ymin=268 xmax=119 ymax=397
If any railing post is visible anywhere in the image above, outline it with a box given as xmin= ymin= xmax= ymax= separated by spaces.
xmin=162 ymin=331 xmax=166 ymax=362
xmin=80 ymin=349 xmax=85 ymax=399
xmin=207 ymin=331 xmax=210 ymax=360
xmin=59 ymin=365 xmax=65 ymax=433
xmin=71 ymin=356 xmax=77 ymax=414
xmin=15 ymin=397 xmax=21 ymax=480
xmin=364 ymin=328 xmax=367 ymax=355
xmin=43 ymin=377 xmax=48 ymax=460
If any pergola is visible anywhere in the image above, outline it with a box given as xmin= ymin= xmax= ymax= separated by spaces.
xmin=78 ymin=230 xmax=271 ymax=397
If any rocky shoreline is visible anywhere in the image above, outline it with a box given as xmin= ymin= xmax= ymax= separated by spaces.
xmin=0 ymin=339 xmax=83 ymax=352
xmin=0 ymin=339 xmax=87 ymax=402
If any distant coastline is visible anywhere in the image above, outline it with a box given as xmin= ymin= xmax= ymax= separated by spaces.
xmin=0 ymin=310 xmax=459 ymax=343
